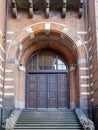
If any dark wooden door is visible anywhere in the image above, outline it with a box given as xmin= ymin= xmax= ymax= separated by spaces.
xmin=48 ymin=74 xmax=58 ymax=108
xmin=27 ymin=73 xmax=68 ymax=108
xmin=38 ymin=74 xmax=47 ymax=108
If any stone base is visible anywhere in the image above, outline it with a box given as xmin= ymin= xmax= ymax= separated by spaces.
xmin=15 ymin=99 xmax=25 ymax=109
xmin=3 ymin=98 xmax=14 ymax=120
xmin=70 ymin=101 xmax=76 ymax=109
xmin=80 ymin=98 xmax=91 ymax=116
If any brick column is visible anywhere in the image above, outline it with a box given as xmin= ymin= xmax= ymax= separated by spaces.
xmin=0 ymin=0 xmax=6 ymax=125
xmin=90 ymin=0 xmax=98 ymax=129
xmin=69 ymin=64 xmax=77 ymax=109
xmin=87 ymin=0 xmax=98 ymax=128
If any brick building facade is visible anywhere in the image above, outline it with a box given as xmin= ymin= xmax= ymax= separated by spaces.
xmin=0 ymin=0 xmax=98 ymax=129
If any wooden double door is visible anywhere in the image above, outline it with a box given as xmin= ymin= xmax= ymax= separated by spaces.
xmin=26 ymin=73 xmax=69 ymax=108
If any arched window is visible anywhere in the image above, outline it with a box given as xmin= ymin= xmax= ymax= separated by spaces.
xmin=27 ymin=51 xmax=67 ymax=71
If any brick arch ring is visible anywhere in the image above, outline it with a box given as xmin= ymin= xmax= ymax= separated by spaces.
xmin=7 ymin=22 xmax=88 ymax=68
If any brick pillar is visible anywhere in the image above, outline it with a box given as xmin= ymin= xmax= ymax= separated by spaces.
xmin=69 ymin=64 xmax=77 ymax=109
xmin=88 ymin=0 xmax=98 ymax=129
xmin=0 ymin=0 xmax=6 ymax=126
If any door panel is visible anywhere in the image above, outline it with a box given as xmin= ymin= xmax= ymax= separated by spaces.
xmin=48 ymin=99 xmax=57 ymax=108
xmin=27 ymin=73 xmax=68 ymax=108
xmin=27 ymin=74 xmax=37 ymax=108
xmin=58 ymin=74 xmax=68 ymax=108
xmin=38 ymin=74 xmax=47 ymax=108
xmin=48 ymin=74 xmax=57 ymax=108
xmin=58 ymin=99 xmax=66 ymax=107
xmin=28 ymin=100 xmax=36 ymax=108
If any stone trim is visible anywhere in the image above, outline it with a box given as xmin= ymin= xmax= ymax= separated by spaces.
xmin=0 ymin=104 xmax=2 ymax=107
xmin=6 ymin=58 xmax=19 ymax=65
xmin=0 ymin=55 xmax=4 ymax=61
xmin=88 ymin=37 xmax=91 ymax=43
xmin=0 ymin=92 xmax=3 ymax=95
xmin=0 ymin=44 xmax=5 ymax=53
xmin=7 ymin=31 xmax=15 ymax=34
xmin=13 ymin=40 xmax=20 ymax=46
xmin=0 ymin=83 xmax=3 ymax=88
xmin=5 ymin=69 xmax=13 ymax=73
xmin=0 ymin=75 xmax=3 ymax=80
xmin=5 ymin=78 xmax=14 ymax=81
xmin=78 ymin=59 xmax=88 ymax=64
xmin=0 ymin=98 xmax=2 ymax=102
xmin=6 ymin=40 xmax=12 ymax=43
xmin=91 ymin=98 xmax=94 ymax=102
xmin=80 ymin=84 xmax=89 ymax=87
xmin=89 ymin=46 xmax=92 ymax=51
xmin=19 ymin=66 xmax=26 ymax=72
xmin=26 ymin=27 xmax=34 ymax=34
xmin=0 ymin=65 xmax=4 ymax=71
xmin=45 ymin=23 xmax=51 ymax=35
xmin=80 ymin=76 xmax=89 ymax=79
xmin=90 ymin=82 xmax=94 ymax=87
xmin=77 ymin=31 xmax=87 ymax=35
xmin=81 ymin=92 xmax=90 ymax=95
xmin=84 ymin=41 xmax=88 ymax=44
xmin=76 ymin=40 xmax=83 ymax=46
xmin=61 ymin=28 xmax=68 ymax=38
xmin=0 ymin=30 xmax=4 ymax=37
xmin=80 ymin=67 xmax=89 ymax=70
xmin=15 ymin=99 xmax=25 ymax=109
xmin=5 ymin=86 xmax=15 ymax=89
xmin=4 ymin=93 xmax=14 ymax=96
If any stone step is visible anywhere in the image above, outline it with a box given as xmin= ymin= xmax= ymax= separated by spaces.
xmin=14 ymin=128 xmax=83 ymax=130
xmin=16 ymin=121 xmax=79 ymax=124
xmin=15 ymin=123 xmax=81 ymax=126
xmin=14 ymin=126 xmax=82 ymax=129
xmin=17 ymin=119 xmax=78 ymax=122
xmin=18 ymin=111 xmax=77 ymax=121
xmin=14 ymin=109 xmax=83 ymax=130
xmin=21 ymin=108 xmax=73 ymax=112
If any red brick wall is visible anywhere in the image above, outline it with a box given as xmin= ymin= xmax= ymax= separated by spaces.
xmin=88 ymin=0 xmax=98 ymax=129
xmin=0 ymin=0 xmax=6 ymax=125
xmin=4 ymin=0 xmax=90 ymax=111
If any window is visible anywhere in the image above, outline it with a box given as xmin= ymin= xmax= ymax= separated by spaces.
xmin=28 ymin=51 xmax=67 ymax=71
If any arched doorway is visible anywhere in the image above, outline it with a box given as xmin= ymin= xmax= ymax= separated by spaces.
xmin=26 ymin=50 xmax=69 ymax=108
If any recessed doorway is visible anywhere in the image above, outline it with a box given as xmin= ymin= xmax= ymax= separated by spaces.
xmin=26 ymin=51 xmax=69 ymax=108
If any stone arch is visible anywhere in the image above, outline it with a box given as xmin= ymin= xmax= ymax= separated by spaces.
xmin=7 ymin=22 xmax=88 ymax=61
xmin=7 ymin=22 xmax=88 ymax=109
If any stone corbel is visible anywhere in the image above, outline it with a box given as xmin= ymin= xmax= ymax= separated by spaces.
xmin=45 ymin=0 xmax=50 ymax=18
xmin=12 ymin=0 xmax=17 ymax=18
xmin=28 ymin=0 xmax=33 ymax=18
xmin=78 ymin=0 xmax=84 ymax=18
xmin=62 ymin=0 xmax=67 ymax=18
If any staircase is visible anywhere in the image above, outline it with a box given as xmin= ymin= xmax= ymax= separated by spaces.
xmin=14 ymin=109 xmax=83 ymax=130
